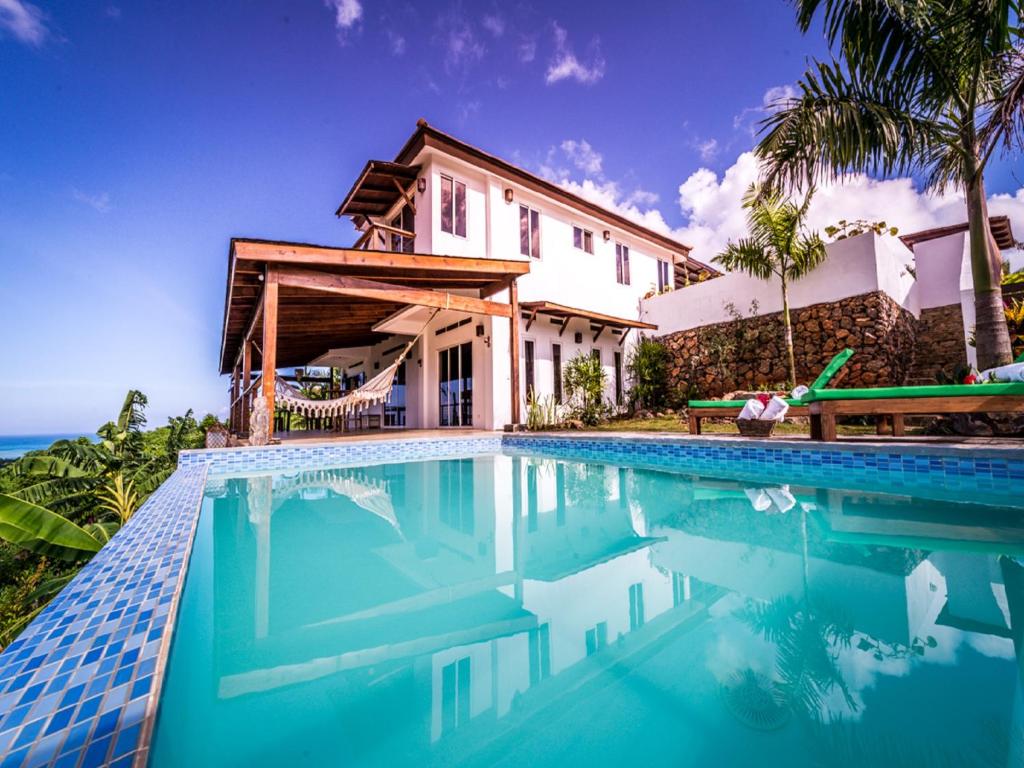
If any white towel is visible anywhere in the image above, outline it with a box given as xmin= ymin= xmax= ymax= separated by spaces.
xmin=765 ymin=486 xmax=796 ymax=514
xmin=761 ymin=395 xmax=790 ymax=422
xmin=744 ymin=488 xmax=772 ymax=512
xmin=737 ymin=399 xmax=765 ymax=420
xmin=979 ymin=362 xmax=1024 ymax=382
xmin=790 ymin=384 xmax=809 ymax=399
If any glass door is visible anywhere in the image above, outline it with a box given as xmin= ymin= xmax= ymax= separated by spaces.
xmin=439 ymin=342 xmax=473 ymax=426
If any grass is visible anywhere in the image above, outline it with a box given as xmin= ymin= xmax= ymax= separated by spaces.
xmin=592 ymin=416 xmax=896 ymax=437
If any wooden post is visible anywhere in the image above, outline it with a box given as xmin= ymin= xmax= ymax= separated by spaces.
xmin=509 ymin=278 xmax=521 ymax=426
xmin=230 ymin=367 xmax=240 ymax=432
xmin=241 ymin=337 xmax=252 ymax=435
xmin=262 ymin=267 xmax=279 ymax=427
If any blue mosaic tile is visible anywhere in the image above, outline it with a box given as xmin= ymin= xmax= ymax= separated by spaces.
xmin=1 ymin=432 xmax=1021 ymax=767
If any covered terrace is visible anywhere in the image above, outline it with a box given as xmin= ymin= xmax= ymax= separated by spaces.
xmin=219 ymin=238 xmax=531 ymax=436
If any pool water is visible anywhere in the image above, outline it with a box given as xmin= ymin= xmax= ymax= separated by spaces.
xmin=150 ymin=454 xmax=1024 ymax=767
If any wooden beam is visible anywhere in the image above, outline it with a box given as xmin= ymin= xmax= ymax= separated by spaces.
xmin=509 ymin=279 xmax=521 ymax=426
xmin=276 ymin=268 xmax=513 ymax=318
xmin=230 ymin=366 xmax=240 ymax=432
xmin=364 ymin=220 xmax=415 ymax=239
xmin=525 ymin=308 xmax=539 ymax=332
xmin=241 ymin=337 xmax=253 ymax=434
xmin=262 ymin=267 xmax=279 ymax=422
xmin=592 ymin=325 xmax=604 ymax=343
xmin=391 ymin=178 xmax=416 ymax=214
xmin=618 ymin=328 xmax=631 ymax=347
xmin=558 ymin=316 xmax=571 ymax=337
xmin=479 ymin=276 xmax=513 ymax=298
xmin=232 ymin=240 xmax=531 ymax=277
xmin=353 ymin=228 xmax=373 ymax=250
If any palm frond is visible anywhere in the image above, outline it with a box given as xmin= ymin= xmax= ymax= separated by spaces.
xmin=713 ymin=238 xmax=777 ymax=280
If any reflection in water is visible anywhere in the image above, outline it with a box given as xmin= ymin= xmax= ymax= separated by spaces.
xmin=151 ymin=456 xmax=1024 ymax=768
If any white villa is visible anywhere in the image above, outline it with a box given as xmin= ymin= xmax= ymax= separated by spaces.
xmin=221 ymin=120 xmax=713 ymax=433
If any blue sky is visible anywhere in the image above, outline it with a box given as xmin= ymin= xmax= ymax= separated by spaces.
xmin=1 ymin=0 xmax=1022 ymax=434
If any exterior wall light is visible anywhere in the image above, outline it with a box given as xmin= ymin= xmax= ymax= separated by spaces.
xmin=603 ymin=230 xmax=611 ymax=242
xmin=417 ymin=178 xmax=427 ymax=193
xmin=504 ymin=187 xmax=514 ymax=204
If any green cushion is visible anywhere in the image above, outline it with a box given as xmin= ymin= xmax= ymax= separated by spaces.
xmin=689 ymin=398 xmax=806 ymax=409
xmin=808 ymin=348 xmax=855 ymax=390
xmin=805 ymin=382 xmax=1024 ymax=401
xmin=1016 ymin=350 xmax=1024 ymax=363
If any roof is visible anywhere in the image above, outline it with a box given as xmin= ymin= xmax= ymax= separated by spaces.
xmin=219 ymin=239 xmax=529 ymax=374
xmin=519 ymin=300 xmax=658 ymax=331
xmin=335 ymin=160 xmax=420 ymax=221
xmin=341 ymin=119 xmax=719 ymax=279
xmin=900 ymin=215 xmax=1016 ymax=250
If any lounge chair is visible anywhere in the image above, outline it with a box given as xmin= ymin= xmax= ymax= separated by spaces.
xmin=686 ymin=348 xmax=854 ymax=435
xmin=806 ymin=379 xmax=1024 ymax=441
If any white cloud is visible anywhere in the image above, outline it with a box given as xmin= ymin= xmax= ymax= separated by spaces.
xmin=693 ymin=138 xmax=719 ymax=162
xmin=324 ymin=0 xmax=362 ymax=42
xmin=0 ymin=0 xmax=48 ymax=46
xmin=72 ymin=188 xmax=112 ymax=214
xmin=560 ymin=139 xmax=603 ymax=175
xmin=734 ymin=83 xmax=799 ymax=135
xmin=545 ymin=22 xmax=605 ymax=85
xmin=481 ymin=14 xmax=504 ymax=37
xmin=673 ymin=151 xmax=1024 ymax=263
xmin=436 ymin=11 xmax=485 ymax=74
xmin=518 ymin=37 xmax=537 ymax=63
xmin=625 ymin=188 xmax=659 ymax=207
xmin=386 ymin=29 xmax=405 ymax=56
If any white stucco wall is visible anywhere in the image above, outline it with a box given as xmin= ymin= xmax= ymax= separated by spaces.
xmin=640 ymin=232 xmax=919 ymax=335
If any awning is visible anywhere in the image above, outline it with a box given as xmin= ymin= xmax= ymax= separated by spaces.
xmin=334 ymin=160 xmax=420 ymax=222
xmin=519 ymin=300 xmax=657 ymax=343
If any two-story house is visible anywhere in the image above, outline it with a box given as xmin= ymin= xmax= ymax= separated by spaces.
xmin=220 ymin=120 xmax=714 ymax=433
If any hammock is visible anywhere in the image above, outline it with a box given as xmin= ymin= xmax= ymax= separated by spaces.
xmin=269 ymin=309 xmax=438 ymax=420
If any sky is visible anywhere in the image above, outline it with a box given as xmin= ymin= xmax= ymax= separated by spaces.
xmin=1 ymin=0 xmax=1022 ymax=434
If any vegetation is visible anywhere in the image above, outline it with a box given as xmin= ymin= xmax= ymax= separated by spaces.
xmin=0 ymin=392 xmax=216 ymax=647
xmin=1006 ymin=297 xmax=1024 ymax=359
xmin=626 ymin=337 xmax=670 ymax=412
xmin=562 ymin=352 xmax=608 ymax=426
xmin=714 ymin=186 xmax=828 ymax=387
xmin=525 ymin=391 xmax=560 ymax=431
xmin=757 ymin=0 xmax=1023 ymax=370
xmin=824 ymin=219 xmax=898 ymax=241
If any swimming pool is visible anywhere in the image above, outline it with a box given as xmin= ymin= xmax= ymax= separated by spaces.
xmin=148 ymin=446 xmax=1024 ymax=767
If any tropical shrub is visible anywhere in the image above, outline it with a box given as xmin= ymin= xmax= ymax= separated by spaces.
xmin=0 ymin=391 xmax=210 ymax=647
xmin=562 ymin=352 xmax=607 ymax=426
xmin=626 ymin=337 xmax=670 ymax=412
xmin=525 ymin=392 xmax=560 ymax=431
xmin=824 ymin=219 xmax=899 ymax=241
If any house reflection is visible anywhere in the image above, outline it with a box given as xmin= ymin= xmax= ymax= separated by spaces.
xmin=186 ymin=457 xmax=1024 ymax=766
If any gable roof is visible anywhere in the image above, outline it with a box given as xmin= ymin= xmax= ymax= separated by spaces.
xmin=339 ymin=119 xmax=718 ymax=280
xmin=900 ymin=215 xmax=1016 ymax=250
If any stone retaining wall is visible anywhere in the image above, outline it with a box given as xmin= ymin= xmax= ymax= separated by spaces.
xmin=906 ymin=304 xmax=968 ymax=383
xmin=660 ymin=291 xmax=918 ymax=398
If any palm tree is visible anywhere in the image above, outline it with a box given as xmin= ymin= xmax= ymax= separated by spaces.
xmin=757 ymin=0 xmax=1023 ymax=370
xmin=714 ymin=185 xmax=828 ymax=387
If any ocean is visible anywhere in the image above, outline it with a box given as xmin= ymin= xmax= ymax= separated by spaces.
xmin=0 ymin=434 xmax=95 ymax=460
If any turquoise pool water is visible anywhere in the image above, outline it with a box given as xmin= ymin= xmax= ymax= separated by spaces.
xmin=150 ymin=454 xmax=1024 ymax=767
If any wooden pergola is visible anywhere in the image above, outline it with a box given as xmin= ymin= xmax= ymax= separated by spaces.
xmin=220 ymin=239 xmax=531 ymax=434
xmin=519 ymin=300 xmax=658 ymax=346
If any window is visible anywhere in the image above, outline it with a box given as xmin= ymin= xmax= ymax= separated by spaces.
xmin=524 ymin=340 xmax=535 ymax=398
xmin=389 ymin=203 xmax=415 ymax=253
xmin=519 ymin=205 xmax=541 ymax=258
xmin=441 ymin=656 xmax=471 ymax=734
xmin=529 ymin=623 xmax=551 ymax=685
xmin=573 ymin=225 xmax=593 ymax=254
xmin=439 ymin=458 xmax=474 ymax=534
xmin=591 ymin=348 xmax=601 ymax=366
xmin=552 ymin=343 xmax=562 ymax=404
xmin=629 ymin=583 xmax=645 ymax=630
xmin=440 ymin=174 xmax=467 ymax=237
xmin=615 ymin=243 xmax=631 ymax=285
xmin=614 ymin=351 xmax=623 ymax=406
xmin=585 ymin=622 xmax=608 ymax=656
xmin=384 ymin=362 xmax=406 ymax=426
xmin=657 ymin=259 xmax=671 ymax=292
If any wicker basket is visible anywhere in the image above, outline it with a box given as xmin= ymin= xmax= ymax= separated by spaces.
xmin=736 ymin=418 xmax=776 ymax=437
